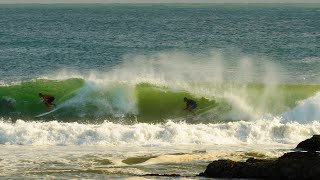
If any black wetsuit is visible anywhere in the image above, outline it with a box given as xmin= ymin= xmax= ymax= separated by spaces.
xmin=47 ymin=97 xmax=55 ymax=105
xmin=186 ymin=99 xmax=197 ymax=109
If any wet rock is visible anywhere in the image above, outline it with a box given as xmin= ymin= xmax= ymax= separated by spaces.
xmin=296 ymin=135 xmax=320 ymax=151
xmin=144 ymin=173 xmax=181 ymax=177
xmin=199 ymin=151 xmax=320 ymax=179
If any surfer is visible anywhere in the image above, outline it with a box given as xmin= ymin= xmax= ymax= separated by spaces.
xmin=38 ymin=93 xmax=56 ymax=111
xmin=183 ymin=97 xmax=197 ymax=115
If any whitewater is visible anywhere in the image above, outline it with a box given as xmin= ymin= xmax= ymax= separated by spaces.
xmin=1 ymin=3 xmax=320 ymax=179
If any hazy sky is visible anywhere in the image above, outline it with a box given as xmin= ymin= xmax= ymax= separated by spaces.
xmin=0 ymin=0 xmax=319 ymax=4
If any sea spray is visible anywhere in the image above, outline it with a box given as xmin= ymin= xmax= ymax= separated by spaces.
xmin=282 ymin=92 xmax=320 ymax=123
xmin=56 ymin=82 xmax=137 ymax=119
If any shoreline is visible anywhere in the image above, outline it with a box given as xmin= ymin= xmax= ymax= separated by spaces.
xmin=198 ymin=135 xmax=320 ymax=179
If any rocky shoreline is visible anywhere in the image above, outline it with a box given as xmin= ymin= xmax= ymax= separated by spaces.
xmin=142 ymin=136 xmax=320 ymax=179
xmin=198 ymin=135 xmax=320 ymax=179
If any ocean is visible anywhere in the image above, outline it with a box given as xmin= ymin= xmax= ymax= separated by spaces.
xmin=0 ymin=3 xmax=320 ymax=179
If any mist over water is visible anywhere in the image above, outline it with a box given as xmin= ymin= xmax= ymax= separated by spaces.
xmin=43 ymin=50 xmax=289 ymax=85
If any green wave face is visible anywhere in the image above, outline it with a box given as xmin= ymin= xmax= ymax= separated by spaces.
xmin=237 ymin=83 xmax=320 ymax=115
xmin=137 ymin=83 xmax=320 ymax=122
xmin=1 ymin=79 xmax=320 ymax=123
xmin=0 ymin=79 xmax=85 ymax=118
xmin=136 ymin=83 xmax=216 ymax=123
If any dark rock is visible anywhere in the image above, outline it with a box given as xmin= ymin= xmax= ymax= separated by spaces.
xmin=296 ymin=135 xmax=320 ymax=151
xmin=279 ymin=151 xmax=320 ymax=160
xmin=199 ymin=151 xmax=320 ymax=179
xmin=144 ymin=173 xmax=181 ymax=177
xmin=246 ymin=157 xmax=266 ymax=163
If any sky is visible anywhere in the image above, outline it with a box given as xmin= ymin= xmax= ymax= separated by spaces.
xmin=0 ymin=0 xmax=319 ymax=4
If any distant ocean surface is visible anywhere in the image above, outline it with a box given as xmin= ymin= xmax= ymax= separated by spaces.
xmin=0 ymin=4 xmax=320 ymax=179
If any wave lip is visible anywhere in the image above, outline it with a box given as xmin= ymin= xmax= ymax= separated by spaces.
xmin=281 ymin=92 xmax=320 ymax=124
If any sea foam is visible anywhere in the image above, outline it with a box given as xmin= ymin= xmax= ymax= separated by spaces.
xmin=0 ymin=118 xmax=319 ymax=146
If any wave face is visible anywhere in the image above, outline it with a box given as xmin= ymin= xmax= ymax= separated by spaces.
xmin=0 ymin=79 xmax=84 ymax=119
xmin=1 ymin=78 xmax=320 ymax=124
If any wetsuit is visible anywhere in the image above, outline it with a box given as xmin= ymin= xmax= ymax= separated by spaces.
xmin=186 ymin=99 xmax=197 ymax=109
xmin=46 ymin=96 xmax=55 ymax=105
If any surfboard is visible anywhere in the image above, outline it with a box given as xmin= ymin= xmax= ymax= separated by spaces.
xmin=171 ymin=106 xmax=215 ymax=123
xmin=35 ymin=106 xmax=60 ymax=118
xmin=195 ymin=105 xmax=216 ymax=115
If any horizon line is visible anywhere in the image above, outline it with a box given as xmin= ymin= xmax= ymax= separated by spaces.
xmin=0 ymin=2 xmax=319 ymax=4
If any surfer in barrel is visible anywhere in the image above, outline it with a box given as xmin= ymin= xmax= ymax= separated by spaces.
xmin=183 ymin=97 xmax=197 ymax=115
xmin=39 ymin=93 xmax=56 ymax=111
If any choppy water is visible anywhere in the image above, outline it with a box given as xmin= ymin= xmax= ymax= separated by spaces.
xmin=0 ymin=3 xmax=320 ymax=179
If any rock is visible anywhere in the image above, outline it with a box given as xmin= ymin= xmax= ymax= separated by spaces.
xmin=144 ymin=173 xmax=181 ymax=177
xmin=296 ymin=135 xmax=320 ymax=151
xmin=199 ymin=151 xmax=320 ymax=179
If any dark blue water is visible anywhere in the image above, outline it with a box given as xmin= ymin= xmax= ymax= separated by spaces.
xmin=0 ymin=4 xmax=319 ymax=82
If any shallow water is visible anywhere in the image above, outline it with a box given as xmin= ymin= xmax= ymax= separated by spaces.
xmin=0 ymin=144 xmax=292 ymax=179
